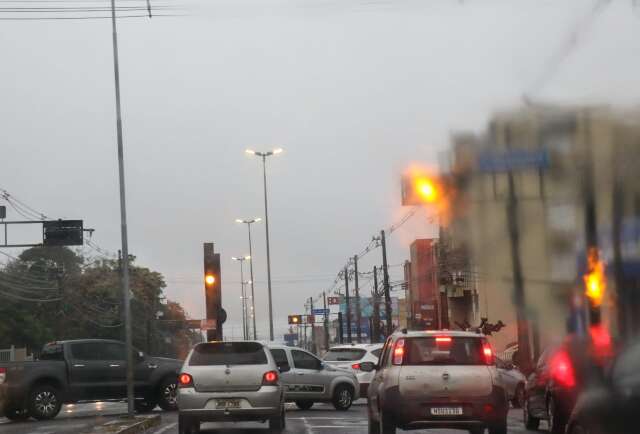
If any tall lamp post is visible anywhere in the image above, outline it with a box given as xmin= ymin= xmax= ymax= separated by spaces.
xmin=232 ymin=256 xmax=251 ymax=340
xmin=245 ymin=147 xmax=283 ymax=341
xmin=236 ymin=218 xmax=261 ymax=339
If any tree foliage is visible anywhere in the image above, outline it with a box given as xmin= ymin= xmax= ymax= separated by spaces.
xmin=0 ymin=247 xmax=200 ymax=359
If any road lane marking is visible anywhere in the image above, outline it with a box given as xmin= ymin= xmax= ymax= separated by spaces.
xmin=151 ymin=422 xmax=177 ymax=434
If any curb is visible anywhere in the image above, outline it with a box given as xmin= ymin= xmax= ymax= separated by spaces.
xmin=91 ymin=414 xmax=161 ymax=434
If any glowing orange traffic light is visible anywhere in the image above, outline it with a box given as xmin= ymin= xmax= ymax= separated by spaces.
xmin=583 ymin=247 xmax=605 ymax=307
xmin=288 ymin=315 xmax=302 ymax=325
xmin=205 ymin=274 xmax=216 ymax=286
xmin=415 ymin=177 xmax=439 ymax=203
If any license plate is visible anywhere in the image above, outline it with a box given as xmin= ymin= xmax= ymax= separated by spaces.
xmin=216 ymin=399 xmax=240 ymax=409
xmin=430 ymin=407 xmax=463 ymax=416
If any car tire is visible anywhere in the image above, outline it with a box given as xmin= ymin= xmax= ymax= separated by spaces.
xmin=157 ymin=376 xmax=179 ymax=411
xmin=368 ymin=407 xmax=381 ymax=434
xmin=295 ymin=400 xmax=314 ymax=410
xmin=379 ymin=409 xmax=396 ymax=434
xmin=332 ymin=384 xmax=354 ymax=411
xmin=28 ymin=384 xmax=62 ymax=421
xmin=512 ymin=384 xmax=525 ymax=409
xmin=268 ymin=405 xmax=286 ymax=432
xmin=489 ymin=420 xmax=508 ymax=434
xmin=134 ymin=399 xmax=157 ymax=413
xmin=178 ymin=414 xmax=200 ymax=434
xmin=3 ymin=405 xmax=30 ymax=421
xmin=524 ymin=398 xmax=540 ymax=430
xmin=548 ymin=396 xmax=567 ymax=434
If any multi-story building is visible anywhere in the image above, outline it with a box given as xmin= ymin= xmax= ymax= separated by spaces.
xmin=447 ymin=105 xmax=640 ymax=355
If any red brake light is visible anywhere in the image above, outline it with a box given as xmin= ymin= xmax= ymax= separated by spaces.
xmin=482 ymin=342 xmax=494 ymax=365
xmin=351 ymin=363 xmax=361 ymax=370
xmin=550 ymin=350 xmax=576 ymax=388
xmin=178 ymin=373 xmax=193 ymax=388
xmin=392 ymin=339 xmax=405 ymax=365
xmin=435 ymin=336 xmax=452 ymax=343
xmin=0 ymin=367 xmax=6 ymax=384
xmin=262 ymin=370 xmax=279 ymax=385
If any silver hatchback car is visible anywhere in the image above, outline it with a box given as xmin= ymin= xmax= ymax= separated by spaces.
xmin=363 ymin=330 xmax=508 ymax=434
xmin=177 ymin=341 xmax=285 ymax=434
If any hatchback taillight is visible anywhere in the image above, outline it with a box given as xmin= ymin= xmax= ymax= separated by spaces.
xmin=178 ymin=373 xmax=193 ymax=388
xmin=392 ymin=338 xmax=405 ymax=365
xmin=351 ymin=363 xmax=361 ymax=370
xmin=482 ymin=342 xmax=495 ymax=365
xmin=550 ymin=350 xmax=576 ymax=388
xmin=262 ymin=370 xmax=279 ymax=385
xmin=0 ymin=367 xmax=6 ymax=384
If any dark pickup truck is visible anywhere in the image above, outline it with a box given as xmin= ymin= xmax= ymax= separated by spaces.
xmin=0 ymin=339 xmax=182 ymax=421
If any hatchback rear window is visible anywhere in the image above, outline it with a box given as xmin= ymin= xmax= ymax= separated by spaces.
xmin=189 ymin=342 xmax=267 ymax=366
xmin=405 ymin=337 xmax=487 ymax=365
xmin=324 ymin=348 xmax=366 ymax=361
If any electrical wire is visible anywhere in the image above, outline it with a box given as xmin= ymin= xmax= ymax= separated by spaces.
xmin=0 ymin=13 xmax=181 ymax=19
xmin=0 ymin=289 xmax=61 ymax=302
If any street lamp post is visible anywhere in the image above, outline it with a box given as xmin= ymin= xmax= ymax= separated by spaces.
xmin=245 ymin=148 xmax=283 ymax=341
xmin=236 ymin=218 xmax=261 ymax=340
xmin=232 ymin=256 xmax=251 ymax=340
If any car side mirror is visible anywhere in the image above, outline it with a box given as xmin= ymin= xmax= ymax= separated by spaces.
xmin=278 ymin=363 xmax=290 ymax=373
xmin=360 ymin=361 xmax=376 ymax=372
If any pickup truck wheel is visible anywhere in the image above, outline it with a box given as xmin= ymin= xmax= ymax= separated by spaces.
xmin=28 ymin=384 xmax=62 ymax=420
xmin=295 ymin=401 xmax=314 ymax=410
xmin=134 ymin=399 xmax=157 ymax=413
xmin=157 ymin=377 xmax=178 ymax=411
xmin=332 ymin=384 xmax=354 ymax=411
xmin=3 ymin=405 xmax=30 ymax=421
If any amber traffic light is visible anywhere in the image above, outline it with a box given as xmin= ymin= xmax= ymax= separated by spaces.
xmin=288 ymin=315 xmax=302 ymax=325
xmin=205 ymin=274 xmax=216 ymax=286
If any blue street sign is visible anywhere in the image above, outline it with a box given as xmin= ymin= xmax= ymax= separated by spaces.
xmin=312 ymin=308 xmax=330 ymax=316
xmin=478 ymin=149 xmax=549 ymax=173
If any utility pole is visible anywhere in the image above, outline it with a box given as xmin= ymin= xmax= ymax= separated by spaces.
xmin=372 ymin=265 xmax=380 ymax=343
xmin=353 ymin=255 xmax=362 ymax=343
xmin=109 ymin=0 xmax=134 ymax=416
xmin=323 ymin=292 xmax=329 ymax=352
xmin=337 ymin=311 xmax=344 ymax=344
xmin=344 ymin=266 xmax=352 ymax=343
xmin=380 ymin=230 xmax=393 ymax=336
xmin=310 ymin=297 xmax=316 ymax=354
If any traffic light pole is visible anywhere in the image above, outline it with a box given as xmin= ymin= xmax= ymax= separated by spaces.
xmin=354 ymin=255 xmax=362 ymax=343
xmin=344 ymin=266 xmax=352 ymax=343
xmin=109 ymin=0 xmax=134 ymax=417
xmin=323 ymin=292 xmax=329 ymax=351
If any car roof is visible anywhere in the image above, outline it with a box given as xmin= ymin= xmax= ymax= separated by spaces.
xmin=329 ymin=343 xmax=384 ymax=350
xmin=391 ymin=330 xmax=486 ymax=339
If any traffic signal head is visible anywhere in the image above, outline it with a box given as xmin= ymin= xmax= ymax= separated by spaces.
xmin=583 ymin=248 xmax=605 ymax=307
xmin=288 ymin=315 xmax=302 ymax=325
xmin=205 ymin=274 xmax=216 ymax=286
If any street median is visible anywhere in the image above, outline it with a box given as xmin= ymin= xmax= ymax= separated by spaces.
xmin=89 ymin=414 xmax=161 ymax=434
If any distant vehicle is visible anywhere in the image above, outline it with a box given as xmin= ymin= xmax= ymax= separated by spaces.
xmin=566 ymin=337 xmax=640 ymax=434
xmin=0 ymin=339 xmax=181 ymax=421
xmin=363 ymin=330 xmax=508 ymax=434
xmin=495 ymin=356 xmax=526 ymax=408
xmin=323 ymin=343 xmax=383 ymax=395
xmin=523 ymin=344 xmax=578 ymax=434
xmin=177 ymin=341 xmax=285 ymax=434
xmin=268 ymin=344 xmax=360 ymax=411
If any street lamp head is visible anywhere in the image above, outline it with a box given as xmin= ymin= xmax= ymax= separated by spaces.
xmin=245 ymin=149 xmax=256 ymax=155
xmin=273 ymin=147 xmax=284 ymax=155
xmin=245 ymin=255 xmax=251 ymax=260
xmin=235 ymin=219 xmax=244 ymax=223
xmin=255 ymin=217 xmax=262 ymax=223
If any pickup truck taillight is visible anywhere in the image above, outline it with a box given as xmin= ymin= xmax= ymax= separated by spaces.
xmin=351 ymin=363 xmax=361 ymax=370
xmin=0 ymin=367 xmax=6 ymax=384
xmin=178 ymin=373 xmax=193 ymax=388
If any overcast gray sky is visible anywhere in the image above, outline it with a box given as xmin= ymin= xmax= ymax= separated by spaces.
xmin=1 ymin=0 xmax=639 ymax=338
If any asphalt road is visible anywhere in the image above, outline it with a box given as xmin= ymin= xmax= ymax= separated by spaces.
xmin=1 ymin=401 xmax=543 ymax=434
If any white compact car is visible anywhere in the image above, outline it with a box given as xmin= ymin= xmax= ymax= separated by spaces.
xmin=323 ymin=343 xmax=383 ymax=396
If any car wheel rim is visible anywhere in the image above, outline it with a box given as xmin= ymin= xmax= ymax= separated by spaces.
xmin=164 ymin=382 xmax=177 ymax=406
xmin=35 ymin=391 xmax=57 ymax=416
xmin=338 ymin=389 xmax=352 ymax=408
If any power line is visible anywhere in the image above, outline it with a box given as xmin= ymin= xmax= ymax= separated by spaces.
xmin=0 ymin=13 xmax=181 ymax=19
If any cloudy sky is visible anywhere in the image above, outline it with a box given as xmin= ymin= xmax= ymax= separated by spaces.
xmin=1 ymin=0 xmax=639 ymax=338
